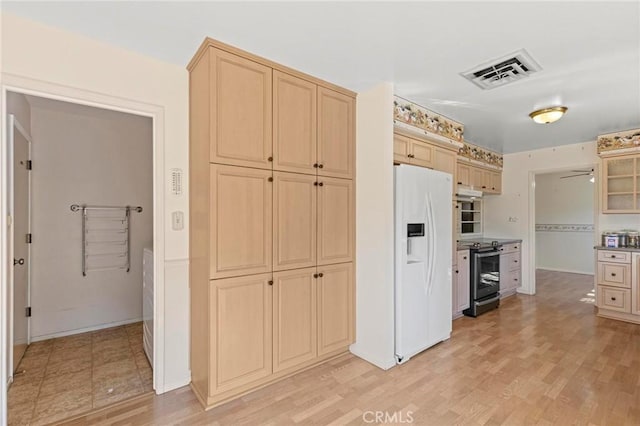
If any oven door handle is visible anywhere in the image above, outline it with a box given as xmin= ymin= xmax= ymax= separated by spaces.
xmin=476 ymin=294 xmax=501 ymax=306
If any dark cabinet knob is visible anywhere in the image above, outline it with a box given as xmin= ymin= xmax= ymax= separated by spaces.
xmin=13 ymin=258 xmax=25 ymax=266
xmin=318 ymin=182 xmax=324 ymax=187
xmin=457 ymin=182 xmax=462 ymax=185
xmin=268 ymin=156 xmax=273 ymax=162
xmin=463 ymin=256 xmax=467 ymax=260
xmin=611 ymin=273 xmax=616 ymax=277
xmin=313 ymin=163 xmax=319 ymax=168
xmin=482 ymin=186 xmax=486 ymax=189
xmin=319 ymin=164 xmax=324 ymax=169
xmin=268 ymin=280 xmax=273 ymax=286
xmin=268 ymin=177 xmax=273 ymax=182
xmin=318 ymin=272 xmax=324 ymax=277
xmin=314 ymin=181 xmax=318 ymax=186
xmin=611 ymin=255 xmax=616 ymax=258
xmin=611 ymin=297 xmax=616 ymax=301
xmin=313 ymin=273 xmax=319 ymax=278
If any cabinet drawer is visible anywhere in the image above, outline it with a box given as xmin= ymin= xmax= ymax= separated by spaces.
xmin=501 ymin=269 xmax=520 ymax=292
xmin=597 ymin=262 xmax=630 ymax=288
xmin=597 ymin=250 xmax=631 ymax=264
xmin=500 ymin=243 xmax=521 ymax=254
xmin=598 ymin=286 xmax=631 ymax=313
xmin=501 ymin=253 xmax=521 ymax=272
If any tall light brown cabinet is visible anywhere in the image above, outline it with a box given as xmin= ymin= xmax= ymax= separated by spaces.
xmin=188 ymin=38 xmax=356 ymax=409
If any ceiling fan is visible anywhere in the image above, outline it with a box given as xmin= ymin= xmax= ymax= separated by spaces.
xmin=560 ymin=169 xmax=594 ymax=179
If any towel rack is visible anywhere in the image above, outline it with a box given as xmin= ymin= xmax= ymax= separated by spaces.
xmin=70 ymin=204 xmax=143 ymax=276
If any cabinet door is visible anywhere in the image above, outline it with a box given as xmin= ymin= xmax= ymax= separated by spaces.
xmin=481 ymin=170 xmax=492 ymax=192
xmin=433 ymin=147 xmax=456 ymax=177
xmin=393 ymin=134 xmax=411 ymax=164
xmin=273 ymin=172 xmax=317 ymax=271
xmin=211 ymin=274 xmax=272 ymax=394
xmin=470 ymin=167 xmax=484 ymax=189
xmin=317 ymin=87 xmax=354 ymax=178
xmin=491 ymin=171 xmax=502 ymax=194
xmin=273 ymin=268 xmax=317 ymax=372
xmin=602 ymin=155 xmax=638 ymax=213
xmin=317 ymin=263 xmax=354 ymax=355
xmin=273 ymin=71 xmax=317 ymax=174
xmin=456 ymin=251 xmax=470 ymax=312
xmin=317 ymin=177 xmax=354 ymax=265
xmin=210 ymin=48 xmax=272 ymax=169
xmin=632 ymin=254 xmax=640 ymax=315
xmin=457 ymin=164 xmax=470 ymax=186
xmin=210 ymin=164 xmax=272 ymax=279
xmin=410 ymin=140 xmax=434 ymax=168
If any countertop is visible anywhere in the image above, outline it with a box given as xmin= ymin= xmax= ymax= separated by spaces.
xmin=594 ymin=245 xmax=640 ymax=253
xmin=457 ymin=238 xmax=522 ymax=251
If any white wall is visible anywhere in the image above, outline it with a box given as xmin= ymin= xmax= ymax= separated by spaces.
xmin=7 ymin=92 xmax=31 ymax=132
xmin=535 ymin=172 xmax=594 ymax=274
xmin=29 ymin=99 xmax=153 ymax=339
xmin=484 ymin=141 xmax=640 ymax=294
xmin=350 ymin=82 xmax=396 ymax=370
xmin=1 ymin=12 xmax=190 ymax=391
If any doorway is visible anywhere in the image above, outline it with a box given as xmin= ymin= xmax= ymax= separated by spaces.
xmin=8 ymin=114 xmax=31 ymax=377
xmin=530 ymin=166 xmax=598 ymax=304
xmin=5 ymin=91 xmax=155 ymax=424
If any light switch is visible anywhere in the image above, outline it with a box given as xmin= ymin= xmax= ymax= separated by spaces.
xmin=172 ymin=211 xmax=184 ymax=230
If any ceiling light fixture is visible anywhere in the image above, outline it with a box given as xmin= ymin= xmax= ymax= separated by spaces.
xmin=529 ymin=106 xmax=567 ymax=124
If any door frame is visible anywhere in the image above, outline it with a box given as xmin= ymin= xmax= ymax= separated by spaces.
xmin=7 ymin=114 xmax=33 ymax=381
xmin=0 ymin=75 xmax=168 ymax=423
xmin=526 ymin=163 xmax=599 ymax=295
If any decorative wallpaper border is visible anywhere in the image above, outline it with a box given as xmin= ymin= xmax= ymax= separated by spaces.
xmin=535 ymin=224 xmax=594 ymax=232
xmin=597 ymin=128 xmax=640 ymax=154
xmin=393 ymin=96 xmax=464 ymax=142
xmin=458 ymin=142 xmax=504 ymax=169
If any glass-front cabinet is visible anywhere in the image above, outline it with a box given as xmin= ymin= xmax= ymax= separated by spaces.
xmin=602 ymin=154 xmax=640 ymax=213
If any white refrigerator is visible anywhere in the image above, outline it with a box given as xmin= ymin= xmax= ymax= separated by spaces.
xmin=394 ymin=164 xmax=452 ymax=364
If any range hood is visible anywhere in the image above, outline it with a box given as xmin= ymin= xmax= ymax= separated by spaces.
xmin=457 ymin=188 xmax=483 ymax=198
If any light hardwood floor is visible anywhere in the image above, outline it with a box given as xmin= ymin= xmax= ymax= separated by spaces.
xmin=63 ymin=270 xmax=640 ymax=425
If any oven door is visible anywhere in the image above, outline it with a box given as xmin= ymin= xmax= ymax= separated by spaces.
xmin=472 ymin=250 xmax=500 ymax=300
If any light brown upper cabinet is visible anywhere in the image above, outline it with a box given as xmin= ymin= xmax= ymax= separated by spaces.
xmin=318 ymin=87 xmax=354 ymax=179
xmin=470 ymin=167 xmax=484 ymax=189
xmin=317 ymin=262 xmax=354 ymax=355
xmin=393 ymin=133 xmax=434 ymax=168
xmin=411 ymin=142 xmax=434 ymax=168
xmin=317 ymin=177 xmax=354 ymax=265
xmin=211 ymin=273 xmax=273 ymax=394
xmin=210 ymin=164 xmax=272 ymax=279
xmin=273 ymin=71 xmax=317 ymax=174
xmin=273 ymin=172 xmax=317 ymax=271
xmin=433 ymin=147 xmax=456 ymax=177
xmin=457 ymin=163 xmax=470 ymax=186
xmin=273 ymin=267 xmax=317 ymax=372
xmin=490 ymin=171 xmax=502 ymax=193
xmin=210 ymin=48 xmax=273 ymax=169
xmin=602 ymin=154 xmax=640 ymax=213
xmin=394 ymin=134 xmax=410 ymax=163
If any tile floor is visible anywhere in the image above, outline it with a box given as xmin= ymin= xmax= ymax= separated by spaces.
xmin=7 ymin=322 xmax=153 ymax=426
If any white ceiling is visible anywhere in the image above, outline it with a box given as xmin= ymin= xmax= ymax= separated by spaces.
xmin=3 ymin=1 xmax=639 ymax=153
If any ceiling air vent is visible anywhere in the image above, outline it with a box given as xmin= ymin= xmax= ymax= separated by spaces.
xmin=460 ymin=49 xmax=542 ymax=90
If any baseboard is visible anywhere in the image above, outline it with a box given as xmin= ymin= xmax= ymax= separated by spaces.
xmin=31 ymin=317 xmax=143 ymax=342
xmin=536 ymin=267 xmax=594 ymax=276
xmin=349 ymin=344 xmax=396 ymax=370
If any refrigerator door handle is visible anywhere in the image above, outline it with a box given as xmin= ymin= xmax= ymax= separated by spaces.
xmin=426 ymin=193 xmax=436 ymax=295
